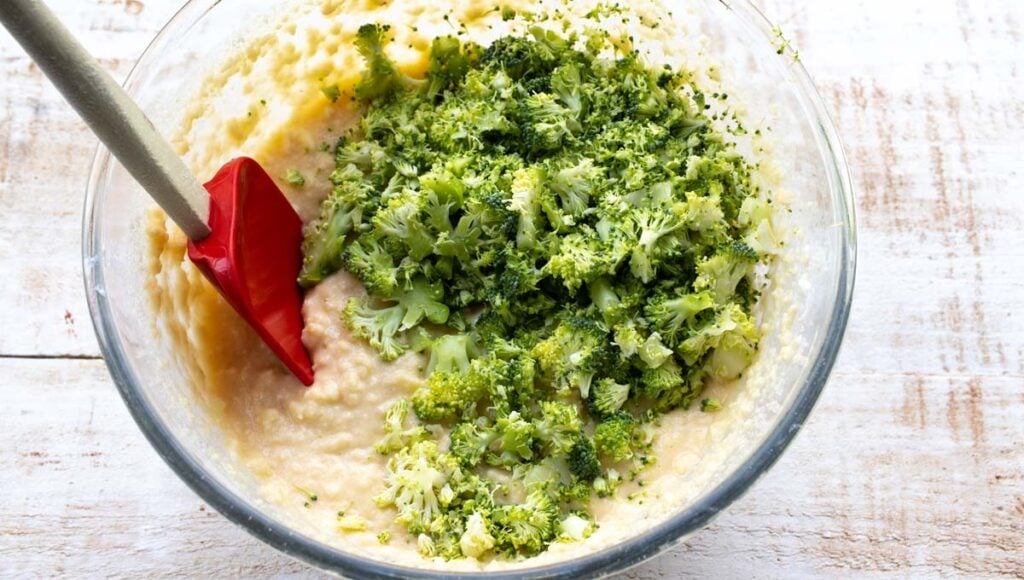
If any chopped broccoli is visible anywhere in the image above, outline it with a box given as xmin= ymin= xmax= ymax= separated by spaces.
xmin=694 ymin=242 xmax=759 ymax=304
xmin=449 ymin=418 xmax=498 ymax=467
xmin=284 ymin=169 xmax=305 ymax=186
xmin=353 ymin=24 xmax=423 ymax=101
xmin=532 ymin=400 xmax=583 ymax=455
xmin=426 ymin=333 xmax=474 ymax=375
xmin=411 ymin=357 xmax=493 ymax=422
xmin=594 ymin=413 xmax=637 ymax=461
xmin=460 ymin=512 xmax=496 ymax=559
xmin=343 ymin=298 xmax=407 ymax=361
xmin=373 ymin=441 xmax=455 ymax=532
xmin=567 ymin=435 xmax=601 ymax=482
xmin=300 ymin=24 xmax=771 ymax=561
xmin=638 ymin=332 xmax=673 ymax=368
xmin=492 ymin=490 xmax=559 ymax=555
xmin=644 ymin=291 xmax=716 ymax=346
xmin=679 ymin=304 xmax=758 ymax=370
xmin=557 ymin=514 xmax=595 ymax=542
xmin=701 ymin=398 xmax=723 ymax=412
xmin=532 ymin=316 xmax=610 ymax=398
xmin=426 ymin=36 xmax=476 ymax=98
xmin=589 ymin=378 xmax=630 ymax=417
xmin=376 ymin=399 xmax=430 ymax=454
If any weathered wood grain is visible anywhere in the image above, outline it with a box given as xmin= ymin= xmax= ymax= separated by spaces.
xmin=0 ymin=0 xmax=1021 ymax=577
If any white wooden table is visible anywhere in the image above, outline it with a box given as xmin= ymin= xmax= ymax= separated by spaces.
xmin=1 ymin=1 xmax=1021 ymax=577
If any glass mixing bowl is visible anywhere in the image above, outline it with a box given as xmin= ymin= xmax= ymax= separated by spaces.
xmin=83 ymin=0 xmax=856 ymax=577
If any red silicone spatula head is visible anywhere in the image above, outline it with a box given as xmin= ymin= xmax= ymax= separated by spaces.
xmin=186 ymin=157 xmax=314 ymax=386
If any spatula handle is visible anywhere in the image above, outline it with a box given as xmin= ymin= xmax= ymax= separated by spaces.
xmin=0 ymin=0 xmax=211 ymax=240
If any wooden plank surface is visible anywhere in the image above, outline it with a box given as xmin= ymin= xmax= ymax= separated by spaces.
xmin=1 ymin=0 xmax=1021 ymax=577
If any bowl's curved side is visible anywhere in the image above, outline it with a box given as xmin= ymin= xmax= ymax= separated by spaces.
xmin=82 ymin=0 xmax=856 ymax=577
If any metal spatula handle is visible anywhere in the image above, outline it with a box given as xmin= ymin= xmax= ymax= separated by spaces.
xmin=0 ymin=0 xmax=211 ymax=239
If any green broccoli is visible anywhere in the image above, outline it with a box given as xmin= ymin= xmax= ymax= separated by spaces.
xmin=567 ymin=435 xmax=601 ymax=482
xmin=589 ymin=378 xmax=631 ymax=417
xmin=376 ymin=399 xmax=430 ymax=454
xmin=343 ymin=236 xmax=402 ymax=296
xmin=492 ymin=490 xmax=559 ymax=555
xmin=353 ymin=23 xmax=423 ymax=101
xmin=629 ymin=207 xmax=685 ymax=283
xmin=594 ymin=413 xmax=637 ymax=461
xmin=694 ymin=242 xmax=759 ymax=304
xmin=491 ymin=411 xmax=536 ymax=465
xmin=460 ymin=512 xmax=496 ymax=559
xmin=449 ymin=418 xmax=498 ymax=467
xmin=426 ymin=36 xmax=476 ymax=98
xmin=373 ymin=441 xmax=456 ymax=532
xmin=343 ymin=298 xmax=407 ymax=360
xmin=532 ymin=316 xmax=610 ymax=398
xmin=300 ymin=24 xmax=770 ymax=561
xmin=411 ymin=358 xmax=492 ymax=422
xmin=425 ymin=333 xmax=473 ymax=375
xmin=371 ymin=191 xmax=436 ymax=261
xmin=509 ymin=166 xmax=546 ymax=250
xmin=679 ymin=304 xmax=757 ymax=366
xmin=532 ymin=400 xmax=583 ymax=455
xmin=644 ymin=291 xmax=715 ymax=346
xmin=681 ymin=304 xmax=759 ymax=378
xmin=638 ymin=332 xmax=673 ymax=368
xmin=638 ymin=356 xmax=691 ymax=412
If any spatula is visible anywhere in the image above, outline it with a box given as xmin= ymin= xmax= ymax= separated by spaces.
xmin=0 ymin=0 xmax=315 ymax=385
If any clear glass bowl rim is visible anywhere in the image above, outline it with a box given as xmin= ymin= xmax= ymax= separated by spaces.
xmin=82 ymin=1 xmax=857 ymax=577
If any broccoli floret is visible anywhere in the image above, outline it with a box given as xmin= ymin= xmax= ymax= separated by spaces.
xmin=681 ymin=304 xmax=759 ymax=378
xmin=701 ymin=398 xmax=723 ymax=412
xmin=544 ymin=229 xmax=620 ymax=291
xmin=411 ymin=357 xmax=493 ymax=422
xmin=681 ymin=190 xmax=726 ymax=236
xmin=589 ymin=378 xmax=630 ymax=417
xmin=593 ymin=468 xmax=622 ymax=498
xmin=522 ymin=93 xmax=580 ymax=153
xmin=491 ymin=411 xmax=536 ymax=465
xmin=550 ymin=63 xmax=584 ymax=116
xmin=532 ymin=317 xmax=610 ymax=398
xmin=492 ymin=490 xmax=559 ymax=555
xmin=343 ymin=298 xmax=407 ymax=360
xmin=532 ymin=400 xmax=583 ymax=455
xmin=638 ymin=356 xmax=690 ymax=412
xmin=449 ymin=418 xmax=497 ymax=467
xmin=694 ymin=242 xmax=759 ymax=304
xmin=480 ymin=31 xmax=560 ymax=81
xmin=637 ymin=332 xmax=673 ymax=368
xmin=376 ymin=399 xmax=430 ymax=454
xmin=371 ymin=191 xmax=436 ymax=261
xmin=738 ymin=196 xmax=780 ymax=254
xmin=394 ymin=277 xmax=450 ymax=329
xmin=629 ymin=208 xmax=685 ymax=282
xmin=557 ymin=513 xmax=595 ymax=543
xmin=509 ymin=166 xmax=546 ymax=250
xmin=644 ymin=291 xmax=715 ymax=346
xmin=298 ymin=168 xmax=375 ymax=287
xmin=549 ymin=157 xmax=601 ymax=216
xmin=594 ymin=413 xmax=637 ymax=461
xmin=354 ymin=23 xmax=423 ymax=101
xmin=612 ymin=323 xmax=644 ymax=358
xmin=374 ymin=441 xmax=456 ymax=533
xmin=460 ymin=512 xmax=496 ymax=559
xmin=343 ymin=279 xmax=450 ymax=359
xmin=426 ymin=36 xmax=475 ymax=98
xmin=426 ymin=333 xmax=473 ymax=375
xmin=567 ymin=435 xmax=601 ymax=482
xmin=343 ymin=236 xmax=402 ymax=296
